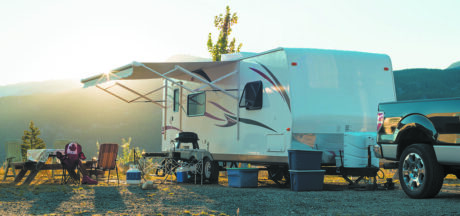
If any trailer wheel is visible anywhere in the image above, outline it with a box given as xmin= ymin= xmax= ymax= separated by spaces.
xmin=203 ymin=157 xmax=219 ymax=183
xmin=187 ymin=157 xmax=201 ymax=182
xmin=154 ymin=159 xmax=166 ymax=177
xmin=398 ymin=144 xmax=444 ymax=198
xmin=267 ymin=166 xmax=290 ymax=186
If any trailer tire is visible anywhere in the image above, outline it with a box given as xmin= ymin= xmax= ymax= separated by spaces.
xmin=203 ymin=157 xmax=219 ymax=183
xmin=398 ymin=144 xmax=444 ymax=198
xmin=154 ymin=159 xmax=166 ymax=177
xmin=267 ymin=166 xmax=290 ymax=186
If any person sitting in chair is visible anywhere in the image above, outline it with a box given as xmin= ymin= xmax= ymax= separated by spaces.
xmin=57 ymin=142 xmax=97 ymax=184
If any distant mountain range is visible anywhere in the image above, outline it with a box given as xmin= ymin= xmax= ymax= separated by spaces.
xmin=447 ymin=61 xmax=460 ymax=69
xmin=394 ymin=65 xmax=460 ymax=101
xmin=0 ymin=80 xmax=82 ymax=97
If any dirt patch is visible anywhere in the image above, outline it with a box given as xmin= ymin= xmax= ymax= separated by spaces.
xmin=1 ymin=175 xmax=460 ymax=215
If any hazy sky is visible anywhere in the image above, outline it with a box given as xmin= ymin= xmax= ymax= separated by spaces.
xmin=1 ymin=0 xmax=459 ymax=86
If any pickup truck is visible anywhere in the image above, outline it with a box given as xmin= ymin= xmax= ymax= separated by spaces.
xmin=375 ymin=97 xmax=460 ymax=198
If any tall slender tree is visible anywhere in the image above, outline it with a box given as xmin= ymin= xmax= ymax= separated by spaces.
xmin=21 ymin=121 xmax=46 ymax=160
xmin=207 ymin=6 xmax=243 ymax=61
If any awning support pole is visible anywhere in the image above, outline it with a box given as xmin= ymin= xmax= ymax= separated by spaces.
xmin=194 ymin=70 xmax=238 ymax=91
xmin=163 ymin=80 xmax=168 ymax=141
xmin=115 ymin=82 xmax=165 ymax=108
xmin=175 ymin=66 xmax=238 ymax=100
xmin=96 ymin=85 xmax=130 ymax=103
xmin=236 ymin=63 xmax=240 ymax=141
xmin=129 ymin=85 xmax=165 ymax=102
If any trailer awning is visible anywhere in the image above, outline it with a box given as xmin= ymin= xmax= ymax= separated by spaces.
xmin=80 ymin=60 xmax=239 ymax=105
xmin=81 ymin=61 xmax=237 ymax=88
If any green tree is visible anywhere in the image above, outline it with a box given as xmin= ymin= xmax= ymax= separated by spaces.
xmin=207 ymin=6 xmax=243 ymax=61
xmin=21 ymin=121 xmax=46 ymax=161
xmin=119 ymin=137 xmax=141 ymax=165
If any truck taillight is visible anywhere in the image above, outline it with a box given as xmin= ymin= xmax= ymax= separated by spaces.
xmin=377 ymin=112 xmax=384 ymax=131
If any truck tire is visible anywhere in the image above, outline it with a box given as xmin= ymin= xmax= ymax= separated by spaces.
xmin=398 ymin=144 xmax=444 ymax=198
xmin=203 ymin=157 xmax=219 ymax=183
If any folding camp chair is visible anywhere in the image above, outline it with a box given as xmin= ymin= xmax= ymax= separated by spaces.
xmin=51 ymin=140 xmax=71 ymax=178
xmin=93 ymin=143 xmax=119 ymax=185
xmin=57 ymin=142 xmax=86 ymax=184
xmin=2 ymin=140 xmax=22 ymax=181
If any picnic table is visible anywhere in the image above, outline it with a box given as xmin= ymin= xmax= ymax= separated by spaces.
xmin=13 ymin=149 xmax=65 ymax=185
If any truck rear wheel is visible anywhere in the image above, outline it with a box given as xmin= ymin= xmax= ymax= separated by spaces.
xmin=398 ymin=144 xmax=444 ymax=198
xmin=203 ymin=157 xmax=219 ymax=183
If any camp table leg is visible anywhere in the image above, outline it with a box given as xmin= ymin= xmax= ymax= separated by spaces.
xmin=14 ymin=164 xmax=29 ymax=183
xmin=22 ymin=162 xmax=45 ymax=185
xmin=11 ymin=162 xmax=16 ymax=178
xmin=51 ymin=157 xmax=58 ymax=178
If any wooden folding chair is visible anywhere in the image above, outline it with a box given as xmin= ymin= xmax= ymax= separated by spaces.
xmin=94 ymin=143 xmax=119 ymax=185
xmin=2 ymin=140 xmax=22 ymax=181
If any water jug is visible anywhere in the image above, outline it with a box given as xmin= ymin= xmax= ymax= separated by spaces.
xmin=126 ymin=164 xmax=141 ymax=184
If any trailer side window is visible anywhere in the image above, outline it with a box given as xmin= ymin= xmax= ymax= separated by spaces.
xmin=187 ymin=92 xmax=206 ymax=116
xmin=239 ymin=81 xmax=263 ymax=110
xmin=173 ymin=89 xmax=179 ymax=112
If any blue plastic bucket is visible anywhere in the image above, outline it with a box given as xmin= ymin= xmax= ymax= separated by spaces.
xmin=227 ymin=168 xmax=259 ymax=188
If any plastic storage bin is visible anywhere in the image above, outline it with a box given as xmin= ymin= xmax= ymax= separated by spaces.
xmin=227 ymin=168 xmax=259 ymax=188
xmin=288 ymin=150 xmax=323 ymax=170
xmin=289 ymin=170 xmax=325 ymax=191
xmin=176 ymin=167 xmax=189 ymax=183
xmin=126 ymin=165 xmax=142 ymax=185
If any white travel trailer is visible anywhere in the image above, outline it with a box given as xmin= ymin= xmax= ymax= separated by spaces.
xmin=82 ymin=47 xmax=396 ymax=183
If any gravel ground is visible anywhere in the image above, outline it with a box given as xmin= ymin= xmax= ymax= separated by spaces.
xmin=1 ymin=175 xmax=460 ymax=216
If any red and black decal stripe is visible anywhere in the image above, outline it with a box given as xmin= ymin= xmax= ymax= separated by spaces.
xmin=225 ymin=114 xmax=277 ymax=133
xmin=249 ymin=63 xmax=291 ymax=111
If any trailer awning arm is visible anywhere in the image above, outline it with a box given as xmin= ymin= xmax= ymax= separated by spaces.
xmin=96 ymin=82 xmax=165 ymax=107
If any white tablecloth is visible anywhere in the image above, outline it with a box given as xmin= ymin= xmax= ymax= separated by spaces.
xmin=27 ymin=149 xmax=65 ymax=163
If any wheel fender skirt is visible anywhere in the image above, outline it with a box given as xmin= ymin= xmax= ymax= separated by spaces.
xmin=396 ymin=114 xmax=437 ymax=142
